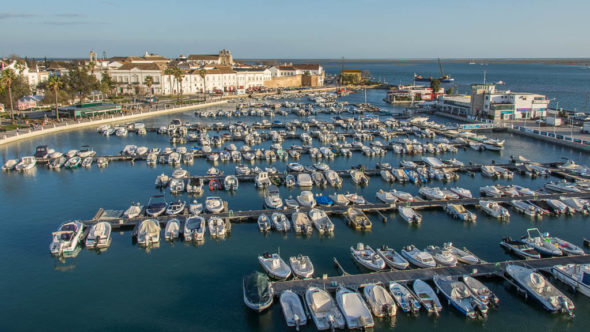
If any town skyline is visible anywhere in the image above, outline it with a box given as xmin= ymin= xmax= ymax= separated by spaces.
xmin=2 ymin=0 xmax=590 ymax=59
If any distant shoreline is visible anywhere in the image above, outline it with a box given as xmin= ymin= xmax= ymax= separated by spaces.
xmin=240 ymin=58 xmax=590 ymax=66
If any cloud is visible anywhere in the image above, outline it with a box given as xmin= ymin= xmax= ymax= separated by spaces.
xmin=43 ymin=21 xmax=105 ymax=26
xmin=0 ymin=13 xmax=35 ymax=20
xmin=54 ymin=13 xmax=85 ymax=18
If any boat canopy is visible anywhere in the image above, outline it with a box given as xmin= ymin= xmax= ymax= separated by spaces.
xmin=244 ymin=272 xmax=271 ymax=302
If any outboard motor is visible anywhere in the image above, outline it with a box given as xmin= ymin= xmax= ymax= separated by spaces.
xmin=559 ymin=296 xmax=575 ymax=318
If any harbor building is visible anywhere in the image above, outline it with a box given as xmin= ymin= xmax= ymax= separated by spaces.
xmin=436 ymin=95 xmax=471 ymax=115
xmin=384 ymin=85 xmax=445 ymax=104
xmin=470 ymin=84 xmax=550 ymax=120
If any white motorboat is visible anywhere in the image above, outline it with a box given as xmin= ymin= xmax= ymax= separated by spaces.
xmin=425 ymin=245 xmax=457 ymax=267
xmin=168 ymin=152 xmax=181 ymax=165
xmin=48 ymin=156 xmax=66 ymax=169
xmin=545 ymin=180 xmax=581 ymax=193
xmin=445 ymin=204 xmax=477 ymax=222
xmin=289 ymin=255 xmax=314 ymax=279
xmin=255 ymin=172 xmax=271 ymax=188
xmin=505 ymin=265 xmax=574 ymax=315
xmin=171 ymin=168 xmax=188 ymax=179
xmin=288 ymin=162 xmax=304 ymax=172
xmin=15 ymin=156 xmax=37 ymax=171
xmin=329 ymin=193 xmax=349 ymax=206
xmin=560 ymin=196 xmax=590 ymax=214
xmin=305 ymin=287 xmax=345 ymax=331
xmin=264 ymin=185 xmax=283 ymax=209
xmin=363 ymin=284 xmax=396 ymax=317
xmin=136 ymin=219 xmax=160 ymax=246
xmin=208 ymin=216 xmax=228 ymax=238
xmin=419 ymin=187 xmax=446 ymax=200
xmin=258 ymin=252 xmax=292 ymax=280
xmin=376 ymin=189 xmax=397 ymax=205
xmin=500 ymin=237 xmax=541 ymax=259
xmin=280 ymin=290 xmax=307 ymax=330
xmin=243 ymin=272 xmax=273 ymax=312
xmin=479 ymin=200 xmax=510 ymax=220
xmin=552 ymin=264 xmax=590 ymax=298
xmin=398 ymin=207 xmax=422 ymax=224
xmin=443 ymin=243 xmax=481 ymax=265
xmin=388 ymin=282 xmax=421 ymax=314
xmin=155 ymin=173 xmax=170 ymax=187
xmin=297 ymin=191 xmax=316 ymax=208
xmin=123 ymin=203 xmax=142 ymax=219
xmin=401 ymin=245 xmax=436 ymax=268
xmin=2 ymin=159 xmax=18 ymax=171
xmin=376 ymin=245 xmax=409 ymax=269
xmin=296 ymin=173 xmax=313 ymax=188
xmin=164 ymin=218 xmax=180 ymax=241
xmin=85 ymin=221 xmax=112 ymax=249
xmin=390 ymin=189 xmax=413 ymax=202
xmin=183 ymin=216 xmax=205 ymax=241
xmin=206 ymin=167 xmax=222 ymax=176
xmin=292 ymin=212 xmax=313 ymax=234
xmin=350 ymin=169 xmax=369 ymax=185
xmin=271 ymin=212 xmax=290 ymax=232
xmin=336 ymin=287 xmax=374 ymax=329
xmin=49 ymin=221 xmax=84 ymax=256
xmin=413 ymin=279 xmax=443 ymax=315
xmin=480 ymin=185 xmax=503 ymax=198
xmin=510 ymin=200 xmax=538 ymax=217
xmin=545 ymin=199 xmax=573 ymax=215
xmin=521 ymin=228 xmax=562 ymax=256
xmin=205 ymin=196 xmax=225 ymax=213
xmin=433 ymin=275 xmax=487 ymax=319
xmin=188 ymin=200 xmax=203 ymax=215
xmin=463 ymin=275 xmax=500 ymax=306
xmin=380 ymin=169 xmax=395 ymax=182
xmin=166 ymin=199 xmax=186 ymax=215
xmin=308 ymin=208 xmax=334 ymax=234
xmin=345 ymin=193 xmax=366 ymax=205
xmin=350 ymin=243 xmax=386 ymax=271
xmin=325 ymin=170 xmax=342 ymax=187
xmin=169 ymin=178 xmax=185 ymax=194
xmin=345 ymin=207 xmax=372 ymax=230
xmin=223 ymin=175 xmax=239 ymax=191
xmin=449 ymin=187 xmax=472 ymax=199
xmin=257 ymin=214 xmax=271 ymax=232
xmin=400 ymin=160 xmax=417 ymax=168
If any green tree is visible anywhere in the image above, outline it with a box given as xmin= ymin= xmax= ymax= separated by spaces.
xmin=446 ymin=87 xmax=454 ymax=95
xmin=0 ymin=69 xmax=17 ymax=122
xmin=430 ymin=79 xmax=441 ymax=93
xmin=67 ymin=67 xmax=99 ymax=104
xmin=99 ymin=74 xmax=115 ymax=96
xmin=144 ymin=75 xmax=153 ymax=97
xmin=47 ymin=76 xmax=63 ymax=120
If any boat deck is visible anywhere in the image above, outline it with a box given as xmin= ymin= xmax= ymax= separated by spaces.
xmin=270 ymin=254 xmax=590 ymax=295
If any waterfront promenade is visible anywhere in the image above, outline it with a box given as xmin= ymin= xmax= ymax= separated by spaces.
xmin=0 ymin=86 xmax=339 ymax=147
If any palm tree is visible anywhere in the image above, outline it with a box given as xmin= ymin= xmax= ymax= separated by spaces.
xmin=164 ymin=67 xmax=177 ymax=99
xmin=173 ymin=68 xmax=185 ymax=103
xmin=0 ymin=69 xmax=17 ymax=123
xmin=47 ymin=76 xmax=63 ymax=121
xmin=144 ymin=75 xmax=153 ymax=97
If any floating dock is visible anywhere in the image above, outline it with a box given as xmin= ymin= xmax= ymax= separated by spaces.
xmin=82 ymin=191 xmax=590 ymax=231
xmin=270 ymin=254 xmax=590 ymax=295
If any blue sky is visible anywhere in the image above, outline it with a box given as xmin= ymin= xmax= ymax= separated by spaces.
xmin=1 ymin=0 xmax=589 ymax=59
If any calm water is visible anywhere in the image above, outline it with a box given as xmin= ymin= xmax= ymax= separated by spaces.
xmin=1 ymin=63 xmax=590 ymax=331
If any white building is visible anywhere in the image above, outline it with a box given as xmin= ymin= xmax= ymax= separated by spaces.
xmin=109 ymin=62 xmax=164 ymax=95
xmin=471 ymin=84 xmax=550 ymax=120
xmin=1 ymin=60 xmax=49 ymax=88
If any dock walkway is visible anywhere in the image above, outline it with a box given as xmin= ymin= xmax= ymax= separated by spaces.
xmin=270 ymin=254 xmax=590 ymax=295
xmin=82 ymin=191 xmax=590 ymax=231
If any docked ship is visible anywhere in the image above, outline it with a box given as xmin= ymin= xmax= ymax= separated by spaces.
xmin=414 ymin=58 xmax=455 ymax=83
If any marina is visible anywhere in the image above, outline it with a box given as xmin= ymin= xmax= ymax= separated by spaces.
xmin=3 ymin=61 xmax=590 ymax=331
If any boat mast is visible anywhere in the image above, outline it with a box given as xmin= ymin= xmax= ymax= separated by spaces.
xmin=438 ymin=58 xmax=445 ymax=77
